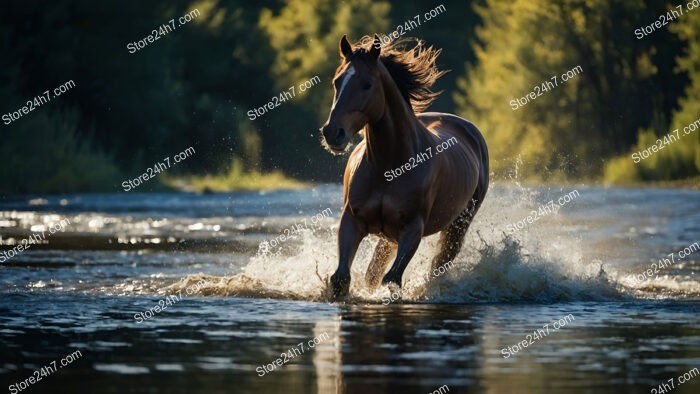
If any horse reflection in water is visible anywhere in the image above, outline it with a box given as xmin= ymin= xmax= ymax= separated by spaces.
xmin=319 ymin=35 xmax=489 ymax=299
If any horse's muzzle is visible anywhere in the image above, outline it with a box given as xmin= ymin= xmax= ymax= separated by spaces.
xmin=320 ymin=126 xmax=347 ymax=151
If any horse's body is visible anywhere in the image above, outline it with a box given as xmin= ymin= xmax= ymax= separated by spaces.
xmin=320 ymin=35 xmax=489 ymax=298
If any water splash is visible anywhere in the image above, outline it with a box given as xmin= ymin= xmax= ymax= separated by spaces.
xmin=169 ymin=184 xmax=698 ymax=303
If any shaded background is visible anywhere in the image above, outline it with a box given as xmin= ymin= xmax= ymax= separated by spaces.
xmin=1 ymin=0 xmax=699 ymax=193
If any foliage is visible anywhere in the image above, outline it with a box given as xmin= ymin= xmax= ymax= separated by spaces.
xmin=0 ymin=73 xmax=122 ymax=193
xmin=166 ymin=159 xmax=308 ymax=192
xmin=1 ymin=0 xmax=699 ymax=193
xmin=604 ymin=3 xmax=700 ymax=182
xmin=454 ymin=0 xmax=689 ymax=181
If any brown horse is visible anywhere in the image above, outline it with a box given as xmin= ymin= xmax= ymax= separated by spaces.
xmin=319 ymin=35 xmax=489 ymax=299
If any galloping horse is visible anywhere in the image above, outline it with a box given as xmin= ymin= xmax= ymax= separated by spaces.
xmin=319 ymin=35 xmax=489 ymax=299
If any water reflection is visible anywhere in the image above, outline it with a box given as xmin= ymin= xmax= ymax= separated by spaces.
xmin=313 ymin=318 xmax=343 ymax=393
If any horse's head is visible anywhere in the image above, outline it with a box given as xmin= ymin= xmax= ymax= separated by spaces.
xmin=320 ymin=35 xmax=386 ymax=153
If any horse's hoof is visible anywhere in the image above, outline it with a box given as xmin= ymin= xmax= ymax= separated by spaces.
xmin=330 ymin=273 xmax=350 ymax=300
xmin=381 ymin=273 xmax=402 ymax=288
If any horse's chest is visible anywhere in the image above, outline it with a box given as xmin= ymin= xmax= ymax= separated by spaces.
xmin=347 ymin=184 xmax=420 ymax=238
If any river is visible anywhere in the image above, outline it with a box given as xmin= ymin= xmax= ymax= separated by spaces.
xmin=1 ymin=184 xmax=698 ymax=393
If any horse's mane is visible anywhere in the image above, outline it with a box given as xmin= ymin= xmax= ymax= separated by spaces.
xmin=339 ymin=36 xmax=447 ymax=113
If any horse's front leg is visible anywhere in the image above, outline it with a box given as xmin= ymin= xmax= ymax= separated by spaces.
xmin=330 ymin=209 xmax=367 ymax=299
xmin=382 ymin=217 xmax=425 ymax=287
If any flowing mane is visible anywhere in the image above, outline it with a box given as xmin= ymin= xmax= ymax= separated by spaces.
xmin=334 ymin=36 xmax=447 ymax=113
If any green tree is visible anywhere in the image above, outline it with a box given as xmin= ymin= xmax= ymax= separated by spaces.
xmin=455 ymin=0 xmax=684 ymax=181
xmin=668 ymin=7 xmax=700 ymax=174
xmin=604 ymin=3 xmax=700 ymax=182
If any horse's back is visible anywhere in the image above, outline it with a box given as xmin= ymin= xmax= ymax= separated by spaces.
xmin=417 ymin=112 xmax=489 ymax=174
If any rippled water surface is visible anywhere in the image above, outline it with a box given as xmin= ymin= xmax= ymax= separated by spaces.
xmin=1 ymin=184 xmax=699 ymax=393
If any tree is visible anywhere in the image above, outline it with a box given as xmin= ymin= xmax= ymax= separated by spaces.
xmin=669 ymin=7 xmax=700 ymax=174
xmin=455 ymin=0 xmax=685 ymax=180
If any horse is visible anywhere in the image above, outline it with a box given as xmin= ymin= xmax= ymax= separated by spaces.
xmin=319 ymin=34 xmax=489 ymax=299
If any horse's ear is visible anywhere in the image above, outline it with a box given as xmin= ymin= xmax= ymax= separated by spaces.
xmin=339 ymin=35 xmax=352 ymax=59
xmin=370 ymin=34 xmax=381 ymax=59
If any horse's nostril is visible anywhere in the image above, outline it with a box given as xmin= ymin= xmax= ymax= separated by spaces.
xmin=337 ymin=128 xmax=346 ymax=140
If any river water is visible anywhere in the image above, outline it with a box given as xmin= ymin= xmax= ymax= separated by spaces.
xmin=1 ymin=184 xmax=698 ymax=393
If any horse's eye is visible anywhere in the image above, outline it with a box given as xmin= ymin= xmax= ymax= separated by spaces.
xmin=362 ymin=82 xmax=372 ymax=90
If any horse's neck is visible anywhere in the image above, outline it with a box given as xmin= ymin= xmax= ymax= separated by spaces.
xmin=364 ymin=72 xmax=425 ymax=172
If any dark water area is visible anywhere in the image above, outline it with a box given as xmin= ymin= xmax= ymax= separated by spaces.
xmin=1 ymin=184 xmax=699 ymax=393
